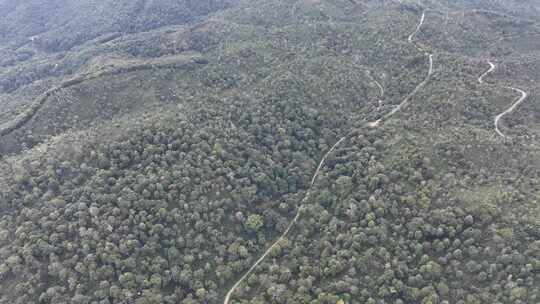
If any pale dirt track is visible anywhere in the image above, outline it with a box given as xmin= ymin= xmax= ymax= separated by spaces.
xmin=478 ymin=61 xmax=495 ymax=84
xmin=222 ymin=136 xmax=347 ymax=304
xmin=494 ymin=86 xmax=528 ymax=138
xmin=223 ymin=9 xmax=433 ymax=304
xmin=478 ymin=60 xmax=529 ymax=138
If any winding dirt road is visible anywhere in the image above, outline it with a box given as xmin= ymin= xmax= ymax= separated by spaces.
xmin=494 ymin=87 xmax=528 ymax=138
xmin=0 ymin=54 xmax=204 ymax=138
xmin=369 ymin=10 xmax=432 ymax=128
xmin=478 ymin=60 xmax=529 ymax=138
xmin=222 ymin=136 xmax=348 ymax=304
xmin=374 ymin=80 xmax=385 ymax=108
xmin=368 ymin=54 xmax=433 ymax=128
xmin=408 ymin=10 xmax=426 ymax=43
xmin=478 ymin=61 xmax=495 ymax=84
xmin=223 ymin=10 xmax=433 ymax=304
xmin=374 ymin=80 xmax=384 ymax=97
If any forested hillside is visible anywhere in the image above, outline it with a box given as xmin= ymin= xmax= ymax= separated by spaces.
xmin=0 ymin=0 xmax=539 ymax=303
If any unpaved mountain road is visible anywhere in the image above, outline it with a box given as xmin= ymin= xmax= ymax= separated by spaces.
xmin=408 ymin=10 xmax=425 ymax=43
xmin=478 ymin=61 xmax=495 ymax=84
xmin=0 ymin=54 xmax=205 ymax=138
xmin=369 ymin=53 xmax=433 ymax=128
xmin=374 ymin=80 xmax=384 ymax=98
xmin=222 ymin=136 xmax=348 ymax=304
xmin=494 ymin=86 xmax=528 ymax=138
xmin=374 ymin=80 xmax=385 ymax=108
xmin=478 ymin=60 xmax=529 ymax=138
xmin=369 ymin=10 xmax=433 ymax=128
xmin=223 ymin=9 xmax=433 ymax=304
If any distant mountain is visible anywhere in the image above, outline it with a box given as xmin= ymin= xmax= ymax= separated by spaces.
xmin=0 ymin=0 xmax=235 ymax=52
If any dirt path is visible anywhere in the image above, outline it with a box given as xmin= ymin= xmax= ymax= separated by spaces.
xmin=478 ymin=61 xmax=495 ymax=84
xmin=370 ymin=54 xmax=433 ymax=127
xmin=374 ymin=80 xmax=384 ymax=97
xmin=0 ymin=54 xmax=204 ymax=137
xmin=374 ymin=80 xmax=385 ymax=108
xmin=223 ymin=10 xmax=433 ymax=304
xmin=494 ymin=86 xmax=528 ymax=138
xmin=408 ymin=10 xmax=426 ymax=43
xmin=478 ymin=60 xmax=529 ymax=138
xmin=222 ymin=136 xmax=348 ymax=304
xmin=369 ymin=10 xmax=432 ymax=128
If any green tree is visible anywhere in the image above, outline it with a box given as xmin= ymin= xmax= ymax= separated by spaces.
xmin=245 ymin=214 xmax=264 ymax=232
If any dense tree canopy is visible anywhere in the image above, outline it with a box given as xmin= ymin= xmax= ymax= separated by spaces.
xmin=0 ymin=0 xmax=540 ymax=303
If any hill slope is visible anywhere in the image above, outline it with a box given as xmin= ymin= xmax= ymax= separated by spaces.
xmin=1 ymin=0 xmax=540 ymax=303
